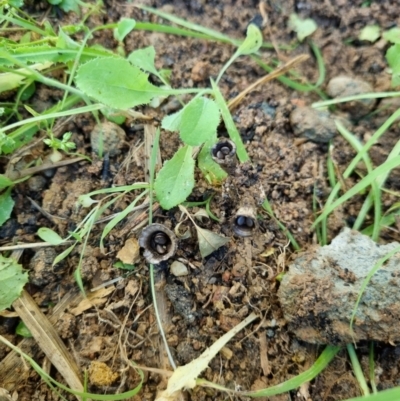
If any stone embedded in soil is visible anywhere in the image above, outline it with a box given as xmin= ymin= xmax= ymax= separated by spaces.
xmin=326 ymin=76 xmax=376 ymax=118
xmin=289 ymin=106 xmax=337 ymax=143
xmin=27 ymin=175 xmax=47 ymax=192
xmin=90 ymin=121 xmax=126 ymax=157
xmin=170 ymin=260 xmax=189 ymax=277
xmin=29 ymin=248 xmax=65 ymax=286
xmin=165 ymin=282 xmax=195 ymax=323
xmin=278 ymin=228 xmax=400 ymax=345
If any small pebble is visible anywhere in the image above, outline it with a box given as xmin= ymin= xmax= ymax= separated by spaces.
xmin=326 ymin=76 xmax=375 ymax=118
xmin=90 ymin=121 xmax=126 ymax=157
xmin=290 ymin=106 xmax=337 ymax=143
xmin=191 ymin=61 xmax=209 ymax=82
xmin=170 ymin=261 xmax=189 ymax=277
xmin=28 ymin=175 xmax=47 ymax=192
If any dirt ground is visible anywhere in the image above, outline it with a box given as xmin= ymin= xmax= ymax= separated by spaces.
xmin=1 ymin=0 xmax=400 ymax=400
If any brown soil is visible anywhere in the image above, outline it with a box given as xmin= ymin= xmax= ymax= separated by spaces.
xmin=1 ymin=1 xmax=400 ymax=400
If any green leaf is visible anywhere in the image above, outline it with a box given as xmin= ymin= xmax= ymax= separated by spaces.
xmin=53 ymin=244 xmax=75 ymax=266
xmin=162 ymin=97 xmax=220 ymax=146
xmin=100 ymin=107 xmax=126 ymax=125
xmin=383 ymin=27 xmax=400 ymax=44
xmin=0 ymin=255 xmax=28 ymax=312
xmin=75 ymin=58 xmax=162 ymax=109
xmin=0 ymin=174 xmax=14 ymax=190
xmin=0 ymin=61 xmax=53 ymax=93
xmin=237 ymin=23 xmax=263 ymax=55
xmin=128 ymin=46 xmax=158 ymax=75
xmin=386 ymin=44 xmax=400 ymax=87
xmin=0 ymin=188 xmax=14 ymax=226
xmin=179 ymin=97 xmax=220 ymax=146
xmin=16 ymin=321 xmax=32 ymax=337
xmin=114 ymin=18 xmax=136 ymax=42
xmin=215 ymin=23 xmax=262 ymax=83
xmin=359 ymin=25 xmax=380 ymax=42
xmin=58 ymin=0 xmax=80 ymax=13
xmin=113 ymin=261 xmax=136 ymax=271
xmin=154 ymin=145 xmax=195 ymax=209
xmin=9 ymin=0 xmax=24 ymax=7
xmin=289 ymin=13 xmax=318 ymax=42
xmin=197 ymin=139 xmax=228 ymax=184
xmin=0 ymin=132 xmax=17 ymax=155
xmin=196 ymin=226 xmax=230 ymax=258
xmin=161 ymin=108 xmax=183 ymax=132
xmin=37 ymin=227 xmax=64 ymax=245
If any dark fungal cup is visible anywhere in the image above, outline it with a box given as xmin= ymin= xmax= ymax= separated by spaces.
xmin=139 ymin=223 xmax=177 ymax=264
xmin=211 ymin=138 xmax=237 ymax=170
xmin=233 ymin=204 xmax=257 ymax=237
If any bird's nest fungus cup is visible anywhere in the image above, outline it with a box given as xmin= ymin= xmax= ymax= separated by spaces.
xmin=139 ymin=223 xmax=177 ymax=264
xmin=232 ymin=206 xmax=257 ymax=237
xmin=211 ymin=138 xmax=237 ymax=165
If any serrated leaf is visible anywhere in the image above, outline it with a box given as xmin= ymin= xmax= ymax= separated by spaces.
xmin=0 ymin=174 xmax=14 ymax=190
xmin=0 ymin=188 xmax=14 ymax=226
xmin=359 ymin=25 xmax=380 ymax=42
xmin=289 ymin=13 xmax=317 ymax=42
xmin=128 ymin=46 xmax=158 ymax=75
xmin=237 ymin=23 xmax=263 ymax=55
xmin=179 ymin=97 xmax=220 ymax=146
xmin=195 ymin=226 xmax=230 ymax=258
xmin=0 ymin=255 xmax=28 ymax=311
xmin=37 ymin=227 xmax=64 ymax=245
xmin=383 ymin=27 xmax=400 ymax=44
xmin=154 ymin=145 xmax=195 ymax=209
xmin=114 ymin=18 xmax=136 ymax=42
xmin=162 ymin=97 xmax=220 ymax=146
xmin=75 ymin=58 xmax=162 ymax=109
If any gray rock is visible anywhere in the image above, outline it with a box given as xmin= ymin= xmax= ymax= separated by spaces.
xmin=29 ymin=248 xmax=65 ymax=286
xmin=290 ymin=106 xmax=337 ymax=143
xmin=278 ymin=228 xmax=400 ymax=344
xmin=327 ymin=76 xmax=375 ymax=118
xmin=90 ymin=121 xmax=126 ymax=157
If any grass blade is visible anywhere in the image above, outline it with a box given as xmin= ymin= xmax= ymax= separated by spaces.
xmin=211 ymin=79 xmax=249 ymax=163
xmin=243 ymin=345 xmax=341 ymax=397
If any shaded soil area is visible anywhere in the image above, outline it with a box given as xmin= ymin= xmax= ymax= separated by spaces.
xmin=1 ymin=0 xmax=400 ymax=400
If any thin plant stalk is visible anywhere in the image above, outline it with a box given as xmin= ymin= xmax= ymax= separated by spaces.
xmin=347 ymin=343 xmax=370 ymax=396
xmin=149 ymin=264 xmax=177 ymax=370
xmin=369 ymin=342 xmax=378 ymax=394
